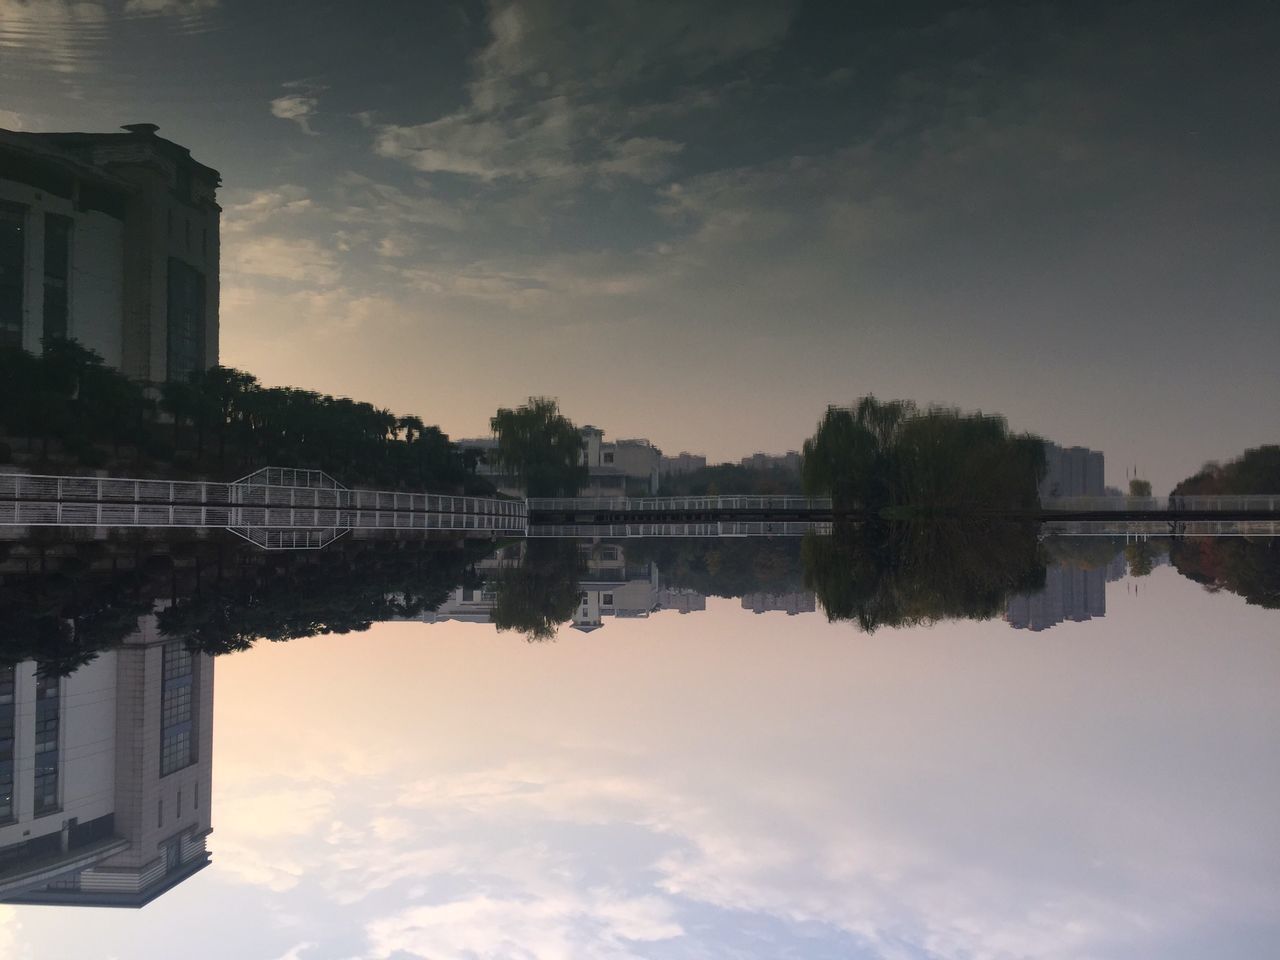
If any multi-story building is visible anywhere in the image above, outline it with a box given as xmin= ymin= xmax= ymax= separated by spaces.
xmin=580 ymin=427 xmax=661 ymax=495
xmin=1039 ymin=443 xmax=1106 ymax=498
xmin=0 ymin=615 xmax=214 ymax=906
xmin=0 ymin=123 xmax=221 ymax=382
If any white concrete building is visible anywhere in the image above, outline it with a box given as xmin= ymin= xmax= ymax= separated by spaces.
xmin=0 ymin=616 xmax=213 ymax=907
xmin=0 ymin=123 xmax=221 ymax=382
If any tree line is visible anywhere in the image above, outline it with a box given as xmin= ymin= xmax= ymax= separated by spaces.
xmin=801 ymin=397 xmax=1047 ymax=514
xmin=0 ymin=340 xmax=491 ymax=492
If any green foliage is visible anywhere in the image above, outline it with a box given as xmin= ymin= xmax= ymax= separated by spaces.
xmin=802 ymin=521 xmax=1046 ymax=631
xmin=1171 ymin=446 xmax=1280 ymax=497
xmin=1128 ymin=478 xmax=1153 ymax=497
xmin=491 ymin=539 xmax=584 ymax=641
xmin=489 ymin=397 xmax=588 ymax=497
xmin=0 ymin=341 xmax=490 ymax=493
xmin=801 ymin=397 xmax=1046 ymax=514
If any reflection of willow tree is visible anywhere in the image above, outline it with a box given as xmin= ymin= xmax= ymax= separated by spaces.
xmin=491 ymin=540 xmax=584 ymax=642
xmin=802 ymin=522 xmax=1046 ymax=631
xmin=801 ymin=397 xmax=1046 ymax=515
xmin=1170 ymin=538 xmax=1280 ymax=609
xmin=158 ymin=541 xmax=491 ymax=654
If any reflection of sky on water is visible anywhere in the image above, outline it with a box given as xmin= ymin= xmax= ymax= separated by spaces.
xmin=6 ymin=566 xmax=1278 ymax=959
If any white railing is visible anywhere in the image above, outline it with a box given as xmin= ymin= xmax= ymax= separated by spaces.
xmin=1043 ymin=519 xmax=1280 ymax=538
xmin=1042 ymin=495 xmax=1280 ymax=512
xmin=527 ymin=521 xmax=832 ymax=538
xmin=0 ymin=470 xmax=528 ymax=541
xmin=528 ymin=495 xmax=832 ymax=512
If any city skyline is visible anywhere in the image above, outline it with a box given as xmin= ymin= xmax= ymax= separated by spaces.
xmin=2 ymin=2 xmax=1277 ymax=491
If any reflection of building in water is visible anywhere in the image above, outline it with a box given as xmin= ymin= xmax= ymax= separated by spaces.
xmin=1005 ymin=557 xmax=1126 ymax=631
xmin=1039 ymin=443 xmax=1106 ymax=498
xmin=0 ymin=616 xmax=213 ymax=907
xmin=657 ymin=588 xmax=707 ymax=614
xmin=741 ymin=592 xmax=817 ymax=615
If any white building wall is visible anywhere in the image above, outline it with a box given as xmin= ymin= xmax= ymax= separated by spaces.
xmin=0 ymin=653 xmax=118 ymax=848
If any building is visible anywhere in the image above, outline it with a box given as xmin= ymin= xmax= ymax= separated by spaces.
xmin=659 ymin=452 xmax=707 ymax=477
xmin=739 ymin=451 xmax=802 ymax=473
xmin=1039 ymin=443 xmax=1106 ymax=499
xmin=0 ymin=615 xmax=214 ymax=906
xmin=580 ymin=427 xmax=661 ymax=495
xmin=0 ymin=123 xmax=221 ymax=382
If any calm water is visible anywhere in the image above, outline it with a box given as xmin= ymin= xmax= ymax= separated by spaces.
xmin=1 ymin=534 xmax=1277 ymax=959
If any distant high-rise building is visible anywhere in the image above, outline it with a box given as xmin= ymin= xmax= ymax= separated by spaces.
xmin=739 ymin=451 xmax=802 ymax=473
xmin=0 ymin=123 xmax=221 ymax=381
xmin=1039 ymin=443 xmax=1106 ymax=498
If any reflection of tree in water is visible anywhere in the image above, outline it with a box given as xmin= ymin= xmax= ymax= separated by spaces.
xmin=803 ymin=522 xmax=1046 ymax=631
xmin=0 ymin=538 xmax=496 ymax=670
xmin=491 ymin=539 xmax=584 ymax=642
xmin=159 ymin=540 xmax=492 ymax=654
xmin=1170 ymin=538 xmax=1280 ymax=609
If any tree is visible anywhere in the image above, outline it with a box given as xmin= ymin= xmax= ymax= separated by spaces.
xmin=491 ymin=540 xmax=584 ymax=641
xmin=1129 ymin=478 xmax=1153 ymax=497
xmin=490 ymin=397 xmax=588 ymax=497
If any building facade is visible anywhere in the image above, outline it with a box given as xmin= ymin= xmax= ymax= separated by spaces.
xmin=1039 ymin=443 xmax=1106 ymax=499
xmin=0 ymin=123 xmax=221 ymax=382
xmin=0 ymin=616 xmax=213 ymax=907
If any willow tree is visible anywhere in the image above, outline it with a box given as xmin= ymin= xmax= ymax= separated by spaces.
xmin=489 ymin=397 xmax=588 ymax=497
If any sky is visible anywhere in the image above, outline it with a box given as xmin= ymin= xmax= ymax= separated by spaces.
xmin=4 ymin=566 xmax=1279 ymax=959
xmin=1 ymin=0 xmax=1278 ymax=491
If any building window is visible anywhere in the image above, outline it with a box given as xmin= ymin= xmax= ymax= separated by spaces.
xmin=42 ymin=214 xmax=71 ymax=342
xmin=603 ymin=452 xmax=614 ymax=464
xmin=160 ymin=642 xmax=196 ymax=777
xmin=0 ymin=203 xmax=24 ymax=349
xmin=602 ymin=594 xmax=614 ymax=606
xmin=33 ymin=673 xmax=61 ymax=816
xmin=166 ymin=257 xmax=206 ymax=383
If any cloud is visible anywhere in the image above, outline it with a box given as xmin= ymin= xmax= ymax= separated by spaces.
xmin=223 ymin=235 xmax=339 ymax=285
xmin=122 ymin=0 xmax=217 ymax=14
xmin=0 ymin=109 xmax=23 ymax=130
xmin=271 ymin=94 xmax=320 ymax=135
xmin=365 ymin=891 xmax=681 ymax=960
xmin=222 ymin=185 xmax=314 ymax=233
xmin=371 ymin=0 xmax=793 ymax=184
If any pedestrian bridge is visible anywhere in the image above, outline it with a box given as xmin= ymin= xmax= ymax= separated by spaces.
xmin=0 ymin=468 xmax=528 ymax=549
